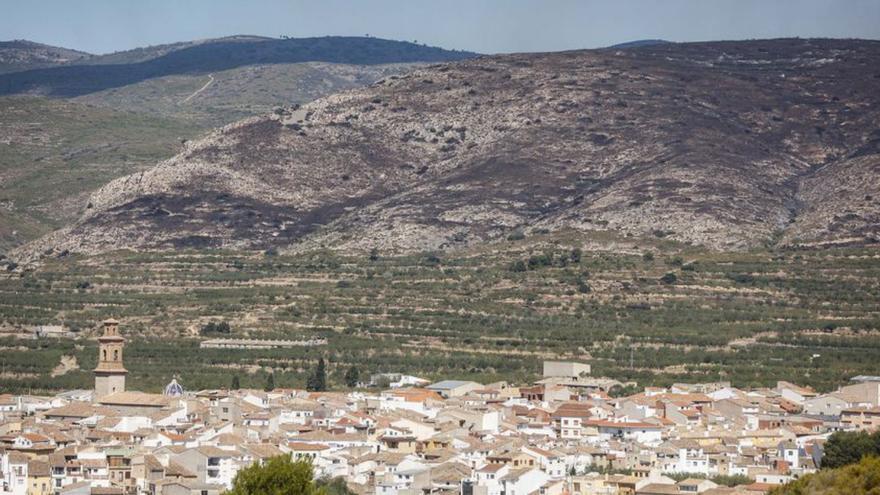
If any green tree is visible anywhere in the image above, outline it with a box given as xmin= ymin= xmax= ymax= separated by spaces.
xmin=316 ymin=477 xmax=356 ymax=495
xmin=307 ymin=358 xmax=327 ymax=392
xmin=770 ymin=456 xmax=880 ymax=494
xmin=227 ymin=455 xmax=325 ymax=495
xmin=660 ymin=272 xmax=678 ymax=285
xmin=374 ymin=375 xmax=392 ymax=389
xmin=577 ymin=277 xmax=592 ymax=293
xmin=231 ymin=374 xmax=240 ymax=390
xmin=821 ymin=430 xmax=880 ymax=468
xmin=264 ymin=372 xmax=275 ymax=392
xmin=344 ymin=366 xmax=359 ymax=388
xmin=710 ymin=474 xmax=752 ymax=487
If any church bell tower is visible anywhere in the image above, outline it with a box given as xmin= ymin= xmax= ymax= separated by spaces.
xmin=94 ymin=318 xmax=127 ymax=398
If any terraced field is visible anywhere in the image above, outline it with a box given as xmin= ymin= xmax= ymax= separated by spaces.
xmin=1 ymin=232 xmax=879 ymax=393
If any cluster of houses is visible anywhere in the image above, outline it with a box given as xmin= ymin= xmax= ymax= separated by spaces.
xmin=0 ymin=323 xmax=878 ymax=495
xmin=1 ymin=369 xmax=879 ymax=495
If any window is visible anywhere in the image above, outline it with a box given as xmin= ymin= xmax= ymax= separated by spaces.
xmin=114 ymin=349 xmax=119 ymax=360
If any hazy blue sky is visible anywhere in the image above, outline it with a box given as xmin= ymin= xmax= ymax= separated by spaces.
xmin=2 ymin=0 xmax=879 ymax=54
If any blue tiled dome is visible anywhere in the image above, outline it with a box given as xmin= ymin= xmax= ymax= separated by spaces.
xmin=164 ymin=378 xmax=184 ymax=397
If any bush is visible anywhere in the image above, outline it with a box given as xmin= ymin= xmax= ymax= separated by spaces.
xmin=527 ymin=253 xmax=553 ymax=270
xmin=201 ymin=321 xmax=231 ymax=335
xmin=659 ymin=272 xmax=677 ymax=285
xmin=727 ymin=273 xmax=755 ymax=284
xmin=508 ymin=260 xmax=527 ymax=272
xmin=711 ymin=474 xmax=752 ymax=487
xmin=577 ymin=279 xmax=592 ymax=293
xmin=424 ymin=253 xmax=441 ymax=265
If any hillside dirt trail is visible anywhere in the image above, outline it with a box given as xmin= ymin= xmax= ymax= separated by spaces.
xmin=179 ymin=74 xmax=214 ymax=104
xmin=50 ymin=355 xmax=79 ymax=377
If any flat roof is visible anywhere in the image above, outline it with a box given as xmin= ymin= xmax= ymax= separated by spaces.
xmin=428 ymin=380 xmax=475 ymax=389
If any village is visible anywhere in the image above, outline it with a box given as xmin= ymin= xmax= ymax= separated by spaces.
xmin=1 ymin=320 xmax=879 ymax=495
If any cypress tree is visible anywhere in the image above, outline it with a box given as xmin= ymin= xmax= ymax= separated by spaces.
xmin=264 ymin=372 xmax=275 ymax=392
xmin=344 ymin=366 xmax=359 ymax=388
xmin=307 ymin=358 xmax=327 ymax=391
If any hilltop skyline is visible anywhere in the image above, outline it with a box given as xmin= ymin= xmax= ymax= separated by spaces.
xmin=2 ymin=0 xmax=880 ymax=55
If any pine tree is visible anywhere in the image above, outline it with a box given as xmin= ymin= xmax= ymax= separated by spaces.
xmin=264 ymin=372 xmax=275 ymax=392
xmin=344 ymin=366 xmax=359 ymax=388
xmin=231 ymin=374 xmax=240 ymax=390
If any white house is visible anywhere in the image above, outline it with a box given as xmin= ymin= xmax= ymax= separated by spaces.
xmin=1 ymin=451 xmax=29 ymax=495
xmin=588 ymin=420 xmax=664 ymax=446
xmin=500 ymin=468 xmax=550 ymax=495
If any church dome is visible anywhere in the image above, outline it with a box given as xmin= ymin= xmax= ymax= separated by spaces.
xmin=164 ymin=378 xmax=184 ymax=397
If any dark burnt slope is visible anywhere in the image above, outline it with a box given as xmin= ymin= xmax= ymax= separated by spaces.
xmin=19 ymin=38 xmax=880 ymax=260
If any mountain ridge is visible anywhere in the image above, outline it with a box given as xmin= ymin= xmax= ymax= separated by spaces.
xmin=12 ymin=38 xmax=880 ymax=262
xmin=0 ymin=36 xmax=478 ymax=97
xmin=0 ymin=40 xmax=92 ymax=74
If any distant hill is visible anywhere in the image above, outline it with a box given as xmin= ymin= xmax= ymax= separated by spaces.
xmin=0 ymin=36 xmax=478 ymax=98
xmin=0 ymin=40 xmax=91 ymax=74
xmin=85 ymin=35 xmax=273 ymax=65
xmin=17 ymin=38 xmax=880 ymax=260
xmin=608 ymin=39 xmax=672 ymax=49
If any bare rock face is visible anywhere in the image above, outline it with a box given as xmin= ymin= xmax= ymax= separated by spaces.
xmin=18 ymin=39 xmax=880 ymax=259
